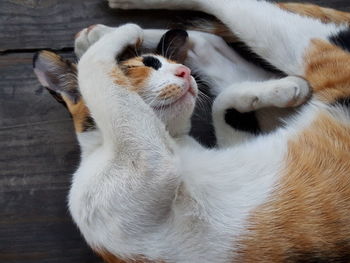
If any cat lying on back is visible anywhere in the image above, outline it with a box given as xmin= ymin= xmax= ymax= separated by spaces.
xmin=33 ymin=1 xmax=350 ymax=262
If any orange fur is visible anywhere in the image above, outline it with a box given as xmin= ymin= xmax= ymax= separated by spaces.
xmin=109 ymin=66 xmax=130 ymax=87
xmin=127 ymin=67 xmax=152 ymax=90
xmin=120 ymin=58 xmax=152 ymax=91
xmin=62 ymin=96 xmax=91 ymax=133
xmin=236 ymin=113 xmax=350 ymax=262
xmin=158 ymin=84 xmax=182 ymax=99
xmin=305 ymin=39 xmax=350 ymax=103
xmin=278 ymin=3 xmax=350 ymax=26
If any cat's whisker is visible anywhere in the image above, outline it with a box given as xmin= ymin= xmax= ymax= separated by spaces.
xmin=165 ymin=37 xmax=177 ymax=59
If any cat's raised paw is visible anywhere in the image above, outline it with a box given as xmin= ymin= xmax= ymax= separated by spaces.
xmin=75 ymin=24 xmax=114 ymax=58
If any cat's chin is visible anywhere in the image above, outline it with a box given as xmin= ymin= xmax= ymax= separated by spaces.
xmin=154 ymin=90 xmax=196 ymax=136
xmin=152 ymin=88 xmax=196 ymax=112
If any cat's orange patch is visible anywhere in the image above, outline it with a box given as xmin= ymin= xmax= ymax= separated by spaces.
xmin=62 ymin=96 xmax=91 ymax=133
xmin=304 ymin=39 xmax=350 ymax=103
xmin=236 ymin=113 xmax=350 ymax=262
xmin=278 ymin=3 xmax=350 ymax=25
xmin=109 ymin=67 xmax=130 ymax=87
xmin=125 ymin=67 xmax=152 ymax=91
xmin=118 ymin=57 xmax=152 ymax=92
xmin=158 ymin=84 xmax=182 ymax=99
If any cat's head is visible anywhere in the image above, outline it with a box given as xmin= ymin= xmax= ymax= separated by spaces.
xmin=33 ymin=29 xmax=197 ymax=136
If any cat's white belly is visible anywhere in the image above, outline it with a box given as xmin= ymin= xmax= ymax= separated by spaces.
xmin=69 ymin=127 xmax=288 ymax=262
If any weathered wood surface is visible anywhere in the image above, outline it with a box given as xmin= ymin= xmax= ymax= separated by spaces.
xmin=0 ymin=0 xmax=210 ymax=52
xmin=1 ymin=0 xmax=350 ymax=263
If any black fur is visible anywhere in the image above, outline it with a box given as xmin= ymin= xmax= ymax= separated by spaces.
xmin=142 ymin=56 xmax=162 ymax=70
xmin=225 ymin=109 xmax=261 ymax=135
xmin=82 ymin=116 xmax=96 ymax=132
xmin=332 ymin=97 xmax=350 ymax=108
xmin=156 ymin=29 xmax=189 ymax=62
xmin=329 ymin=28 xmax=350 ymax=53
xmin=229 ymin=42 xmax=286 ymax=76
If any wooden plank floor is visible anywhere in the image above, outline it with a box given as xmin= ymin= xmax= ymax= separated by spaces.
xmin=0 ymin=1 xmax=349 ymax=262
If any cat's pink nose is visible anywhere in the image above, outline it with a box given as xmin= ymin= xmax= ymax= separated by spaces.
xmin=175 ymin=66 xmax=191 ymax=80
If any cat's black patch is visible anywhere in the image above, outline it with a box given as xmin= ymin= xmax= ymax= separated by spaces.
xmin=190 ymin=73 xmax=217 ymax=148
xmin=228 ymin=42 xmax=286 ymax=76
xmin=225 ymin=109 xmax=261 ymax=134
xmin=142 ymin=56 xmax=162 ymax=70
xmin=156 ymin=29 xmax=189 ymax=63
xmin=332 ymin=97 xmax=350 ymax=108
xmin=47 ymin=88 xmax=68 ymax=109
xmin=329 ymin=28 xmax=350 ymax=53
xmin=82 ymin=116 xmax=96 ymax=132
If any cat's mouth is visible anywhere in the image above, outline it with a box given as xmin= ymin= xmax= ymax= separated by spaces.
xmin=153 ymin=85 xmax=197 ymax=111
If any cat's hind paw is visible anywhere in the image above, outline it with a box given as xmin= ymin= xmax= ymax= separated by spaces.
xmin=235 ymin=77 xmax=311 ymax=112
xmin=214 ymin=76 xmax=311 ymax=114
xmin=263 ymin=76 xmax=311 ymax=108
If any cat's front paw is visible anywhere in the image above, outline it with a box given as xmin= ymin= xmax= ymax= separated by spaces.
xmin=75 ymin=24 xmax=114 ymax=58
xmin=114 ymin=23 xmax=144 ymax=49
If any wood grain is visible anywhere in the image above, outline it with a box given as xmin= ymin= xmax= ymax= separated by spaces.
xmin=0 ymin=1 xmax=349 ymax=263
xmin=0 ymin=0 xmax=210 ymax=52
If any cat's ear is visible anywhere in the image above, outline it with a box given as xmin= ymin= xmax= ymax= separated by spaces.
xmin=33 ymin=51 xmax=80 ymax=105
xmin=156 ymin=29 xmax=190 ymax=63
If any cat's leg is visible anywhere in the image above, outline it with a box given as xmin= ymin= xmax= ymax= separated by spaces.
xmin=73 ymin=24 xmax=182 ymax=259
xmin=212 ymin=76 xmax=310 ymax=147
xmin=187 ymin=0 xmax=346 ymax=77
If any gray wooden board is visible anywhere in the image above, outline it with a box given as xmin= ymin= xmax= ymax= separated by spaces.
xmin=0 ymin=0 xmax=350 ymax=262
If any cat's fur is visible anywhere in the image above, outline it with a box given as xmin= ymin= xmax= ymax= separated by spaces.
xmin=33 ymin=1 xmax=350 ymax=263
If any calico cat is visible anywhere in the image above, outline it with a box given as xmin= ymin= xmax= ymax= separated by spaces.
xmin=33 ymin=24 xmax=310 ymax=262
xmin=33 ymin=2 xmax=350 ymax=263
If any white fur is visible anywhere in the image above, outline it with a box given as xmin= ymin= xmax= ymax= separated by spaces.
xmin=68 ymin=1 xmax=350 ymax=262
